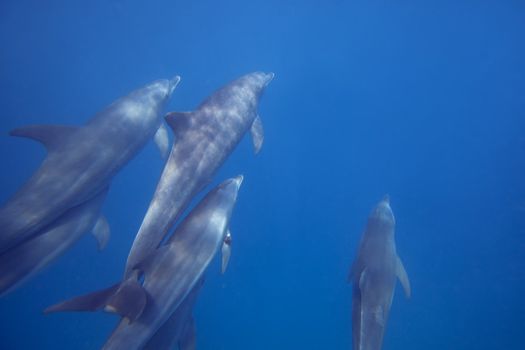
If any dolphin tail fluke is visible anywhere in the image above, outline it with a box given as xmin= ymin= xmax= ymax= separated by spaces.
xmin=396 ymin=255 xmax=411 ymax=298
xmin=250 ymin=115 xmax=264 ymax=154
xmin=9 ymin=124 xmax=79 ymax=152
xmin=91 ymin=215 xmax=110 ymax=251
xmin=44 ymin=278 xmax=147 ymax=323
xmin=179 ymin=316 xmax=197 ymax=350
xmin=154 ymin=123 xmax=170 ymax=160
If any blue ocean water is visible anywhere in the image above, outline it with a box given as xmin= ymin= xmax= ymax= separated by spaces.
xmin=0 ymin=0 xmax=524 ymax=349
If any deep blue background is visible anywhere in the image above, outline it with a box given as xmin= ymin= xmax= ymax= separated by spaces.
xmin=1 ymin=0 xmax=524 ymax=349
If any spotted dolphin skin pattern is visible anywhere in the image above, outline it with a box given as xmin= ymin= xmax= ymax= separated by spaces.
xmin=349 ymin=196 xmax=411 ymax=350
xmin=46 ymin=176 xmax=243 ymax=350
xmin=0 ymin=76 xmax=179 ymax=255
xmin=124 ymin=71 xmax=273 ymax=278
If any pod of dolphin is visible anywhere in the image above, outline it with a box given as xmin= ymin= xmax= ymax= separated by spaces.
xmin=0 ymin=71 xmax=410 ymax=350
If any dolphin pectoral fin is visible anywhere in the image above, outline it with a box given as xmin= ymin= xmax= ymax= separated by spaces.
xmin=179 ymin=316 xmax=197 ymax=350
xmin=358 ymin=268 xmax=367 ymax=290
xmin=10 ymin=124 xmax=80 ymax=152
xmin=91 ymin=215 xmax=110 ymax=251
xmin=165 ymin=111 xmax=193 ymax=137
xmin=348 ymin=259 xmax=362 ymax=283
xmin=221 ymin=230 xmax=232 ymax=274
xmin=396 ymin=255 xmax=411 ymax=298
xmin=44 ymin=278 xmax=147 ymax=323
xmin=250 ymin=115 xmax=264 ymax=154
xmin=154 ymin=123 xmax=170 ymax=159
xmin=105 ymin=278 xmax=148 ymax=323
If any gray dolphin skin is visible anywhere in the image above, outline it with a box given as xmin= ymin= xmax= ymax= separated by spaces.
xmin=349 ymin=196 xmax=411 ymax=350
xmin=45 ymin=176 xmax=243 ymax=350
xmin=0 ymin=76 xmax=180 ymax=254
xmin=124 ymin=72 xmax=273 ymax=278
xmin=143 ymin=278 xmax=203 ymax=350
xmin=0 ymin=188 xmax=109 ymax=296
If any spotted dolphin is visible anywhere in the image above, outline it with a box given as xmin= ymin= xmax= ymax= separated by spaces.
xmin=46 ymin=176 xmax=243 ymax=350
xmin=124 ymin=71 xmax=274 ymax=277
xmin=349 ymin=196 xmax=411 ymax=350
xmin=0 ymin=76 xmax=180 ymax=254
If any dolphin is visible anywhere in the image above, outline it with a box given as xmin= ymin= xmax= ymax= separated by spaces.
xmin=124 ymin=71 xmax=274 ymax=277
xmin=348 ymin=196 xmax=411 ymax=350
xmin=143 ymin=278 xmax=203 ymax=350
xmin=45 ymin=176 xmax=243 ymax=350
xmin=0 ymin=76 xmax=180 ymax=254
xmin=0 ymin=187 xmax=109 ymax=296
xmin=221 ymin=230 xmax=232 ymax=274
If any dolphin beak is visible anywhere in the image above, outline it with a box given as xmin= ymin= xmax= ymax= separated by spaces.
xmin=168 ymin=75 xmax=181 ymax=96
xmin=263 ymin=72 xmax=275 ymax=87
xmin=219 ymin=175 xmax=243 ymax=198
xmin=382 ymin=194 xmax=390 ymax=204
xmin=232 ymin=175 xmax=244 ymax=189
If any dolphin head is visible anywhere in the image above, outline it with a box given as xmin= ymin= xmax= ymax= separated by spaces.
xmin=139 ymin=75 xmax=181 ymax=106
xmin=242 ymin=71 xmax=274 ymax=99
xmin=211 ymin=72 xmax=273 ymax=117
xmin=201 ymin=175 xmax=243 ymax=225
xmin=169 ymin=175 xmax=244 ymax=248
xmin=115 ymin=76 xmax=181 ymax=127
xmin=368 ymin=195 xmax=396 ymax=234
xmin=217 ymin=175 xmax=244 ymax=201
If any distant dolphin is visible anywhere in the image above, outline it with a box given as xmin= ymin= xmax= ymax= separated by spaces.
xmin=0 ymin=188 xmax=109 ymax=296
xmin=124 ymin=72 xmax=274 ymax=277
xmin=0 ymin=76 xmax=180 ymax=254
xmin=46 ymin=176 xmax=243 ymax=350
xmin=349 ymin=196 xmax=411 ymax=350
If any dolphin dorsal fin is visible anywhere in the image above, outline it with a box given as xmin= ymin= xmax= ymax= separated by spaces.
xmin=44 ymin=278 xmax=147 ymax=323
xmin=179 ymin=316 xmax=197 ymax=350
xmin=91 ymin=215 xmax=110 ymax=251
xmin=10 ymin=124 xmax=79 ymax=152
xmin=105 ymin=278 xmax=147 ymax=323
xmin=396 ymin=255 xmax=411 ymax=298
xmin=165 ymin=111 xmax=193 ymax=138
xmin=250 ymin=115 xmax=264 ymax=154
xmin=44 ymin=282 xmax=120 ymax=314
